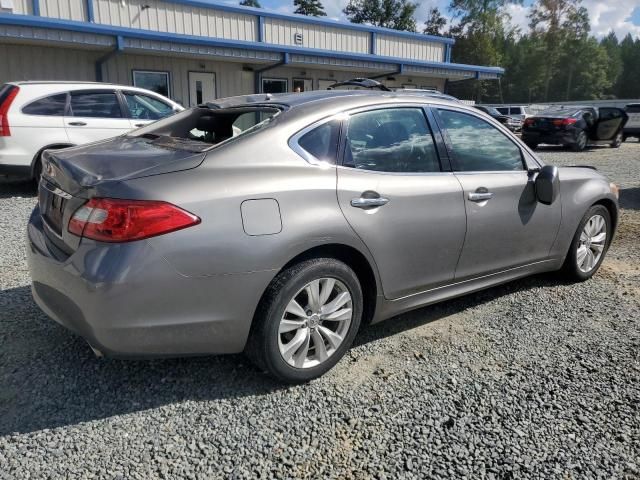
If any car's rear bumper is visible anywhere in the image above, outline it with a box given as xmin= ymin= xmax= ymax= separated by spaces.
xmin=26 ymin=206 xmax=275 ymax=357
xmin=522 ymin=130 xmax=575 ymax=146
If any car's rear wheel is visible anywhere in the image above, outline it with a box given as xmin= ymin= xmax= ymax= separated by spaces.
xmin=572 ymin=130 xmax=588 ymax=151
xmin=246 ymin=258 xmax=363 ymax=383
xmin=610 ymin=132 xmax=623 ymax=148
xmin=562 ymin=205 xmax=611 ymax=282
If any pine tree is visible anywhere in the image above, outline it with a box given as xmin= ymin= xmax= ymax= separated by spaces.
xmin=239 ymin=0 xmax=261 ymax=7
xmin=294 ymin=0 xmax=327 ymax=16
xmin=343 ymin=0 xmax=418 ymax=32
xmin=423 ymin=7 xmax=447 ymax=36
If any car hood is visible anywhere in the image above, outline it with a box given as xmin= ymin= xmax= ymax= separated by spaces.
xmin=41 ymin=136 xmax=206 ymax=194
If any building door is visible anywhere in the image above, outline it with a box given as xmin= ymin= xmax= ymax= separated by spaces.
xmin=293 ymin=78 xmax=313 ymax=92
xmin=189 ymin=72 xmax=216 ymax=106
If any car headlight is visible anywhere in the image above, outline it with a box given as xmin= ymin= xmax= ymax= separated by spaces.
xmin=610 ymin=182 xmax=619 ymax=200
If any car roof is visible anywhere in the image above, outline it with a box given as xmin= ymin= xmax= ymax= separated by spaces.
xmin=9 ymin=81 xmax=123 ymax=86
xmin=208 ymin=89 xmax=461 ymax=112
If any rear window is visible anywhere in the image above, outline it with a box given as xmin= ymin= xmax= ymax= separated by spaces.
xmin=130 ymin=106 xmax=281 ymax=152
xmin=22 ymin=93 xmax=67 ymax=116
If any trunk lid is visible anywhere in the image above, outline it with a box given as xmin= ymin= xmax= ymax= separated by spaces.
xmin=38 ymin=135 xmax=206 ymax=255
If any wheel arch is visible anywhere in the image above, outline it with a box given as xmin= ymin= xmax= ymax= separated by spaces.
xmin=593 ymin=197 xmax=618 ymax=232
xmin=30 ymin=143 xmax=75 ymax=178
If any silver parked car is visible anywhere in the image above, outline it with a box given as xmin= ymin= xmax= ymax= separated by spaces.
xmin=27 ymin=90 xmax=619 ymax=382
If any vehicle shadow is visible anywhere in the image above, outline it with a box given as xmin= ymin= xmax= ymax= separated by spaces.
xmin=0 ymin=272 xmax=560 ymax=436
xmin=619 ymin=187 xmax=640 ymax=210
xmin=0 ymin=178 xmax=37 ymax=199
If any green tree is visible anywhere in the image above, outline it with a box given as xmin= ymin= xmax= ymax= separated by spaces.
xmin=343 ymin=0 xmax=418 ymax=32
xmin=423 ymin=7 xmax=447 ymax=36
xmin=614 ymin=34 xmax=640 ymax=98
xmin=600 ymin=31 xmax=623 ymax=97
xmin=239 ymin=0 xmax=261 ymax=7
xmin=294 ymin=0 xmax=327 ymax=16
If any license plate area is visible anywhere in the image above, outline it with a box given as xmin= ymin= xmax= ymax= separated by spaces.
xmin=39 ymin=181 xmax=71 ymax=237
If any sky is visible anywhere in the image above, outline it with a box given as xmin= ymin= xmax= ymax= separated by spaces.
xmin=246 ymin=0 xmax=640 ymax=40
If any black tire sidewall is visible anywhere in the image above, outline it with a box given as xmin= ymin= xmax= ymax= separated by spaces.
xmin=572 ymin=130 xmax=587 ymax=151
xmin=251 ymin=258 xmax=363 ymax=383
xmin=563 ymin=205 xmax=611 ymax=281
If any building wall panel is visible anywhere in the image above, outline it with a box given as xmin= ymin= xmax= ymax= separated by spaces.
xmin=40 ymin=0 xmax=87 ymax=21
xmin=93 ymin=0 xmax=257 ymax=41
xmin=0 ymin=0 xmax=32 ymax=15
xmin=376 ymin=34 xmax=444 ymax=62
xmin=0 ymin=43 xmax=97 ymax=84
xmin=263 ymin=18 xmax=369 ymax=54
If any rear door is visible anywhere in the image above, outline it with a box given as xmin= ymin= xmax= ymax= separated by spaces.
xmin=595 ymin=108 xmax=628 ymax=140
xmin=335 ymin=105 xmax=466 ymax=299
xmin=64 ymin=89 xmax=131 ymax=145
xmin=434 ymin=107 xmax=561 ymax=280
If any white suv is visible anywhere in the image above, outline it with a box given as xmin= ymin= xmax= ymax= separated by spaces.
xmin=0 ymin=81 xmax=183 ymax=180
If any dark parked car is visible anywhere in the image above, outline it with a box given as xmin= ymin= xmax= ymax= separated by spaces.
xmin=623 ymin=103 xmax=640 ymax=141
xmin=522 ymin=106 xmax=627 ymax=151
xmin=474 ymin=105 xmax=522 ymax=132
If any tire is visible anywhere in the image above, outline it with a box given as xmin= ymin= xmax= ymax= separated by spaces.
xmin=246 ymin=258 xmax=363 ymax=383
xmin=571 ymin=130 xmax=588 ymax=151
xmin=561 ymin=204 xmax=611 ymax=282
xmin=610 ymin=132 xmax=623 ymax=148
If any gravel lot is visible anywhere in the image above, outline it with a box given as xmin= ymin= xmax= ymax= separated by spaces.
xmin=1 ymin=144 xmax=639 ymax=479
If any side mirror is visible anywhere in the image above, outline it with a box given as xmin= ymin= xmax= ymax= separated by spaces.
xmin=534 ymin=165 xmax=559 ymax=205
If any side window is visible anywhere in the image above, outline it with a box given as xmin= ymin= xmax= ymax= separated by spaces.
xmin=70 ymin=91 xmax=122 ymax=118
xmin=496 ymin=107 xmax=508 ymax=115
xmin=344 ymin=108 xmax=440 ymax=173
xmin=22 ymin=93 xmax=67 ymax=116
xmin=124 ymin=92 xmax=174 ymax=120
xmin=510 ymin=107 xmax=523 ymax=115
xmin=437 ymin=109 xmax=524 ymax=172
xmin=297 ymin=120 xmax=341 ymax=164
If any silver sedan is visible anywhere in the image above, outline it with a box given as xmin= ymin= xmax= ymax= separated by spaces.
xmin=27 ymin=90 xmax=619 ymax=382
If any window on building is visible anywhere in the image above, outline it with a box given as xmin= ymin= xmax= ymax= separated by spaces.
xmin=297 ymin=120 xmax=341 ymax=164
xmin=69 ymin=91 xmax=123 ymax=118
xmin=262 ymin=78 xmax=287 ymax=94
xmin=124 ymin=92 xmax=174 ymax=120
xmin=133 ymin=70 xmax=170 ymax=98
xmin=22 ymin=93 xmax=67 ymax=116
xmin=344 ymin=108 xmax=440 ymax=173
xmin=436 ymin=109 xmax=524 ymax=172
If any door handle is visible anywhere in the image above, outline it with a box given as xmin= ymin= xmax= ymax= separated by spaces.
xmin=134 ymin=123 xmax=145 ymax=127
xmin=67 ymin=121 xmax=87 ymax=126
xmin=350 ymin=196 xmax=390 ymax=208
xmin=468 ymin=192 xmax=494 ymax=202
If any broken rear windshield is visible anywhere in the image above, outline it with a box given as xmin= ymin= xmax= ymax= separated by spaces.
xmin=129 ymin=106 xmax=282 ymax=152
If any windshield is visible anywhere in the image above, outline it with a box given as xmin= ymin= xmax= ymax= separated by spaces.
xmin=129 ymin=106 xmax=281 ymax=152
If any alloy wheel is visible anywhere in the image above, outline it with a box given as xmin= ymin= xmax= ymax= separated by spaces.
xmin=577 ymin=214 xmax=607 ymax=273
xmin=278 ymin=278 xmax=353 ymax=369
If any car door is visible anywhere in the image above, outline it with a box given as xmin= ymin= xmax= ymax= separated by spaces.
xmin=433 ymin=107 xmax=561 ymax=280
xmin=595 ymin=107 xmax=628 ymax=141
xmin=121 ymin=90 xmax=177 ymax=129
xmin=64 ymin=89 xmax=131 ymax=145
xmin=336 ymin=106 xmax=467 ymax=299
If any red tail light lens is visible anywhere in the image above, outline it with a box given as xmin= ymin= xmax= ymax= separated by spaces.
xmin=0 ymin=86 xmax=19 ymax=137
xmin=68 ymin=198 xmax=201 ymax=242
xmin=523 ymin=118 xmax=535 ymax=127
xmin=552 ymin=118 xmax=577 ymax=127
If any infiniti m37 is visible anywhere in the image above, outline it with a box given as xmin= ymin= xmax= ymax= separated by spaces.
xmin=27 ymin=90 xmax=619 ymax=382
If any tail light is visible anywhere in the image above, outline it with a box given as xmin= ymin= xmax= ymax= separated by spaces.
xmin=68 ymin=198 xmax=200 ymax=242
xmin=552 ymin=118 xmax=577 ymax=127
xmin=523 ymin=118 xmax=535 ymax=127
xmin=0 ymin=86 xmax=19 ymax=137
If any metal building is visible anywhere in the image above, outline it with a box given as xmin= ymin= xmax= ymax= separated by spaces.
xmin=0 ymin=0 xmax=504 ymax=106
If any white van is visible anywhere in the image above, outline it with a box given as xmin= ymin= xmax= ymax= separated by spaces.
xmin=623 ymin=103 xmax=640 ymax=141
xmin=494 ymin=105 xmax=533 ymax=122
xmin=0 ymin=81 xmax=183 ymax=180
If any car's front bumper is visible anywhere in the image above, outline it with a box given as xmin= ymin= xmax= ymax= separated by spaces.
xmin=26 ymin=206 xmax=275 ymax=357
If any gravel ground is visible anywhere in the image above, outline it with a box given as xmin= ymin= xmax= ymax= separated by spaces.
xmin=0 ymin=144 xmax=639 ymax=479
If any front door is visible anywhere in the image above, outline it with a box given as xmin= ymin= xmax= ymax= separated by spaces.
xmin=434 ymin=107 xmax=562 ymax=280
xmin=594 ymin=107 xmax=627 ymax=141
xmin=336 ymin=106 xmax=466 ymax=299
xmin=64 ymin=90 xmax=132 ymax=145
xmin=189 ymin=72 xmax=216 ymax=107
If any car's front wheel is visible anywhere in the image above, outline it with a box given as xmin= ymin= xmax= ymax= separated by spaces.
xmin=246 ymin=258 xmax=363 ymax=383
xmin=562 ymin=205 xmax=611 ymax=281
